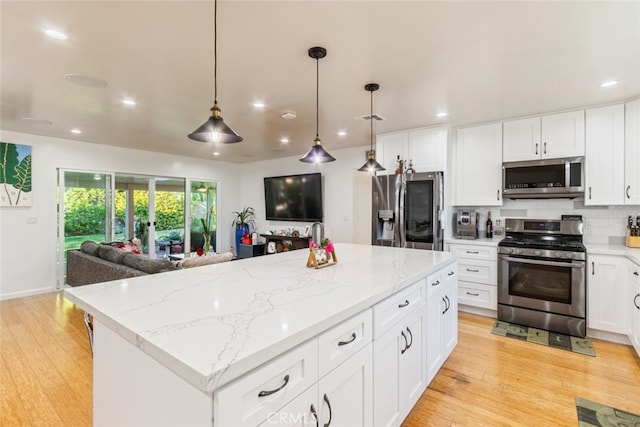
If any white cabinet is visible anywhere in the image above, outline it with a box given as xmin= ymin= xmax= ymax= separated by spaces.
xmin=376 ymin=126 xmax=447 ymax=174
xmin=585 ymin=104 xmax=625 ymax=205
xmin=453 ymin=123 xmax=503 ymax=206
xmin=628 ymin=260 xmax=640 ymax=357
xmin=446 ymin=242 xmax=498 ymax=311
xmin=625 ymin=99 xmax=640 ymax=204
xmin=373 ymin=304 xmax=427 ymax=427
xmin=503 ymin=110 xmax=585 ymax=161
xmin=426 ymin=263 xmax=458 ymax=383
xmin=587 ymin=254 xmax=628 ymax=335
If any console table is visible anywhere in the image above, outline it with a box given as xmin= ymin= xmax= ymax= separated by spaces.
xmin=260 ymin=234 xmax=311 ymax=254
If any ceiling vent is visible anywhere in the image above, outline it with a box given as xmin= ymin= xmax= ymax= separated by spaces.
xmin=356 ymin=114 xmax=385 ymax=121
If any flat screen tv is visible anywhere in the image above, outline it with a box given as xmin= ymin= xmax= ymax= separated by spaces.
xmin=264 ymin=173 xmax=323 ymax=222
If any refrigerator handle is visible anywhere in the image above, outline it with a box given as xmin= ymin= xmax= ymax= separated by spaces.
xmin=398 ymin=175 xmax=406 ymax=247
xmin=393 ymin=174 xmax=402 ymax=247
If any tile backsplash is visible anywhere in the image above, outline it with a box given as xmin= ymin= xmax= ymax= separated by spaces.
xmin=456 ymin=199 xmax=639 ymax=245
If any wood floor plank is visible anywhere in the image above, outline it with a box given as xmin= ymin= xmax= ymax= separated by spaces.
xmin=2 ymin=293 xmax=640 ymax=426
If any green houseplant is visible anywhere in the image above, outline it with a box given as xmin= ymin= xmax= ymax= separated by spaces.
xmin=200 ymin=206 xmax=215 ymax=254
xmin=232 ymin=207 xmax=255 ymax=254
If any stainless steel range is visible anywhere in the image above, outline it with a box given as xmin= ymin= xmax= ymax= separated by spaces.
xmin=497 ymin=218 xmax=587 ymax=337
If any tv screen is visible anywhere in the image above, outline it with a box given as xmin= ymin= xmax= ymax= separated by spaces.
xmin=264 ymin=173 xmax=323 ymax=222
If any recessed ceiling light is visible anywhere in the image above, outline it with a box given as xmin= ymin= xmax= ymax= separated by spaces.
xmin=20 ymin=117 xmax=53 ymax=125
xmin=212 ymin=152 xmax=220 ymax=156
xmin=70 ymin=128 xmax=82 ymax=134
xmin=437 ymin=112 xmax=448 ymax=118
xmin=337 ymin=131 xmax=347 ymax=137
xmin=281 ymin=111 xmax=297 ymax=120
xmin=43 ymin=28 xmax=68 ymax=40
xmin=600 ymin=80 xmax=619 ymax=88
xmin=253 ymin=102 xmax=265 ymax=109
xmin=122 ymin=98 xmax=136 ymax=107
xmin=280 ymin=137 xmax=289 ymax=144
xmin=64 ymin=74 xmax=108 ymax=88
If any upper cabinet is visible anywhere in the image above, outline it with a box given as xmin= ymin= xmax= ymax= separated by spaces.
xmin=503 ymin=110 xmax=585 ymax=162
xmin=453 ymin=123 xmax=503 ymax=206
xmin=625 ymin=99 xmax=640 ymax=204
xmin=376 ymin=126 xmax=447 ymax=174
xmin=585 ymin=104 xmax=625 ymax=205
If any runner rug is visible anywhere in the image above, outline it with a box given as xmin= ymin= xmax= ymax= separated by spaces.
xmin=491 ymin=320 xmax=595 ymax=356
xmin=576 ymin=397 xmax=640 ymax=426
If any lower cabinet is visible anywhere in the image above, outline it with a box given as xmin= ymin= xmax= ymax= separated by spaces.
xmin=628 ymin=260 xmax=640 ymax=356
xmin=587 ymin=254 xmax=628 ymax=334
xmin=427 ymin=281 xmax=458 ymax=383
xmin=373 ymin=303 xmax=427 ymax=427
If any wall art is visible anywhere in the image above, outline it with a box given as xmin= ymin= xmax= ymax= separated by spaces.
xmin=1 ymin=142 xmax=32 ymax=207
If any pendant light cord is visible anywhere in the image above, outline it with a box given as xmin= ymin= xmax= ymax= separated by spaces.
xmin=370 ymin=89 xmax=374 ymax=150
xmin=316 ymin=57 xmax=319 ymax=139
xmin=214 ymin=0 xmax=218 ymax=104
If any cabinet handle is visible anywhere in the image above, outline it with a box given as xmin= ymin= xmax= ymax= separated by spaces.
xmin=337 ymin=332 xmax=356 ymax=347
xmin=405 ymin=327 xmax=413 ymax=351
xmin=448 ymin=271 xmax=455 ymax=276
xmin=466 ymin=268 xmax=479 ymax=273
xmin=592 ymin=261 xmax=595 ymax=275
xmin=446 ymin=295 xmax=451 ymax=311
xmin=627 ymin=185 xmax=631 ymax=199
xmin=432 ymin=280 xmax=441 ymax=287
xmin=588 ymin=186 xmax=592 ymax=200
xmin=543 ymin=142 xmax=547 ymax=154
xmin=634 ymin=271 xmax=639 ymax=276
xmin=635 ymin=294 xmax=640 ymax=310
xmin=442 ymin=297 xmax=447 ymax=314
xmin=310 ymin=404 xmax=319 ymax=427
xmin=323 ymin=394 xmax=332 ymax=427
xmin=535 ymin=143 xmax=539 ymax=155
xmin=497 ymin=189 xmax=500 ymax=201
xmin=400 ymin=330 xmax=408 ymax=354
xmin=466 ymin=291 xmax=480 ymax=296
xmin=466 ymin=250 xmax=479 ymax=254
xmin=398 ymin=299 xmax=410 ymax=308
xmin=258 ymin=374 xmax=290 ymax=397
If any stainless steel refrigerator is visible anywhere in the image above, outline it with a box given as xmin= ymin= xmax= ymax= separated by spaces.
xmin=372 ymin=171 xmax=444 ymax=250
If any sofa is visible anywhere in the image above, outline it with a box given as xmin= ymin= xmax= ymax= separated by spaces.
xmin=67 ymin=241 xmax=234 ymax=287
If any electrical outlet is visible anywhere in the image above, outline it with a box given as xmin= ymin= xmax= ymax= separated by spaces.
xmin=585 ymin=219 xmax=592 ymax=229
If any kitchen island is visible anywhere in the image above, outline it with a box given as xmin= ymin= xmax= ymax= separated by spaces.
xmin=65 ymin=243 xmax=457 ymax=426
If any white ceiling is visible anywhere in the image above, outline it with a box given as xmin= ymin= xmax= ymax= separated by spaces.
xmin=2 ymin=1 xmax=639 ymax=164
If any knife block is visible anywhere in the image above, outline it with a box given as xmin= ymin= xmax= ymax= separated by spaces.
xmin=626 ymin=231 xmax=640 ymax=248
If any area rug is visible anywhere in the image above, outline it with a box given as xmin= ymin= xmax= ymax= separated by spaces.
xmin=576 ymin=397 xmax=640 ymax=426
xmin=491 ymin=320 xmax=595 ymax=356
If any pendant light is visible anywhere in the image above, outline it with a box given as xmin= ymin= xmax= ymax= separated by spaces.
xmin=188 ymin=0 xmax=242 ymax=144
xmin=358 ymin=83 xmax=385 ymax=173
xmin=195 ymin=182 xmax=207 ymax=193
xmin=300 ymin=46 xmax=335 ymax=163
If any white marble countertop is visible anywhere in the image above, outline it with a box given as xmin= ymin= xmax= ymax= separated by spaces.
xmin=586 ymin=243 xmax=640 ymax=265
xmin=64 ymin=243 xmax=455 ymax=394
xmin=444 ymin=237 xmax=502 ymax=247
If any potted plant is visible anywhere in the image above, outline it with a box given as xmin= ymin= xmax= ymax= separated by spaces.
xmin=232 ymin=207 xmax=255 ymax=255
xmin=200 ymin=206 xmax=215 ymax=254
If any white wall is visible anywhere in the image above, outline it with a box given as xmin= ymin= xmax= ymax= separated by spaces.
xmin=0 ymin=130 xmax=241 ymax=300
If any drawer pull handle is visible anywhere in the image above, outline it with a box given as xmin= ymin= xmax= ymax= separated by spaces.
xmin=337 ymin=333 xmax=356 ymax=346
xmin=405 ymin=327 xmax=413 ymax=350
xmin=400 ymin=330 xmax=408 ymax=354
xmin=447 ymin=271 xmax=455 ymax=276
xmin=635 ymin=294 xmax=640 ymax=310
xmin=627 ymin=185 xmax=631 ymax=199
xmin=310 ymin=404 xmax=319 ymax=427
xmin=323 ymin=394 xmax=333 ymax=427
xmin=258 ymin=374 xmax=290 ymax=397
xmin=466 ymin=250 xmax=479 ymax=254
xmin=398 ymin=299 xmax=410 ymax=308
xmin=634 ymin=271 xmax=639 ymax=276
xmin=432 ymin=280 xmax=440 ymax=287
xmin=465 ymin=268 xmax=479 ymax=273
xmin=466 ymin=291 xmax=480 ymax=296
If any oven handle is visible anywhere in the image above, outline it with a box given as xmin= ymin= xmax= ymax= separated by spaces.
xmin=499 ymin=255 xmax=585 ymax=269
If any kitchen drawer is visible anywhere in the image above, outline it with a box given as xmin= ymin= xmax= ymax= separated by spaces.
xmin=318 ymin=309 xmax=372 ymax=377
xmin=458 ymin=259 xmax=497 ymax=285
xmin=448 ymin=244 xmax=497 ymax=261
xmin=373 ymin=279 xmax=425 ymax=338
xmin=215 ymin=339 xmax=319 ymax=427
xmin=458 ymin=281 xmax=497 ymax=310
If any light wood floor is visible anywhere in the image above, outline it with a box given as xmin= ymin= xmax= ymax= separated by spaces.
xmin=2 ymin=292 xmax=640 ymax=426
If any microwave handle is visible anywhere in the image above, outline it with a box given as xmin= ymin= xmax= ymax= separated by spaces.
xmin=500 ymin=255 xmax=584 ymax=269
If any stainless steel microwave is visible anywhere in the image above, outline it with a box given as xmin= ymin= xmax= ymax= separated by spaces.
xmin=502 ymin=157 xmax=584 ymax=199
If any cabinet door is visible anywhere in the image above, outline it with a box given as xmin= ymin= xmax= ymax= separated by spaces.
xmin=372 ymin=322 xmax=403 ymax=427
xmin=625 ymin=99 xmax=640 ymax=204
xmin=454 ymin=123 xmax=503 ymax=206
xmin=377 ymin=132 xmax=408 ymax=173
xmin=258 ymin=384 xmax=319 ymax=427
xmin=503 ymin=117 xmax=541 ymax=161
xmin=318 ymin=344 xmax=372 ymax=427
xmin=541 ymin=110 xmax=585 ymax=159
xmin=629 ymin=261 xmax=640 ymax=356
xmin=408 ymin=127 xmax=446 ymax=173
xmin=426 ymin=293 xmax=444 ymax=383
xmin=585 ymin=104 xmax=625 ymax=205
xmin=587 ymin=255 xmax=628 ymax=334
xmin=399 ymin=304 xmax=428 ymax=414
xmin=442 ymin=286 xmax=458 ymax=357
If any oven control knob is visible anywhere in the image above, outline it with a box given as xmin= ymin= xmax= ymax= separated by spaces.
xmin=565 ymin=252 xmax=574 ymax=259
xmin=534 ymin=250 xmax=542 ymax=256
xmin=504 ymin=247 xmax=514 ymax=254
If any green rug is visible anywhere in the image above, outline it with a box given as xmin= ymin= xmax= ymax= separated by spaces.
xmin=576 ymin=397 xmax=640 ymax=426
xmin=491 ymin=320 xmax=595 ymax=357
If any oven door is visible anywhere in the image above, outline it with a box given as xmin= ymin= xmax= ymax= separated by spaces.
xmin=498 ymin=254 xmax=586 ymax=318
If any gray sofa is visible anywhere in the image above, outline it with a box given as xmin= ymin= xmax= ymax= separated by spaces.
xmin=67 ymin=241 xmax=233 ymax=287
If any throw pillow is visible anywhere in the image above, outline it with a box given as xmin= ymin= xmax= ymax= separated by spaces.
xmin=98 ymin=245 xmax=127 ymax=264
xmin=80 ymin=240 xmax=101 ymax=256
xmin=123 ymin=253 xmax=176 ymax=274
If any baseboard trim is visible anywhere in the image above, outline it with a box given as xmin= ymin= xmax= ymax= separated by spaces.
xmin=458 ymin=304 xmax=497 ymax=319
xmin=0 ymin=286 xmax=55 ymax=301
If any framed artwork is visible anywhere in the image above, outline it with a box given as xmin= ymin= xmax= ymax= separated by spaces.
xmin=1 ymin=142 xmax=32 ymax=207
